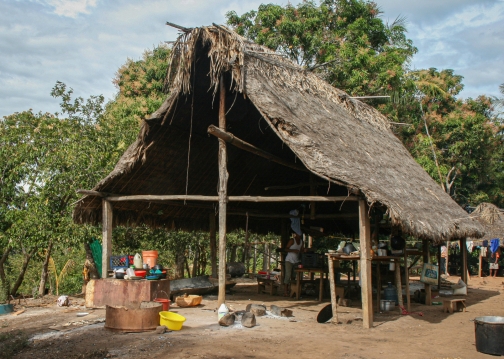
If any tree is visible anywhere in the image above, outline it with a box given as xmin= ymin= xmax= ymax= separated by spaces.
xmin=226 ymin=0 xmax=417 ymax=97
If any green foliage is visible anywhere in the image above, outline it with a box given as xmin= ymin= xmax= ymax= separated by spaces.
xmin=226 ymin=0 xmax=416 ymax=96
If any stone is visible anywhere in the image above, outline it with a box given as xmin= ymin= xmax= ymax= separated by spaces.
xmin=246 ymin=304 xmax=266 ymax=316
xmin=155 ymin=325 xmax=167 ymax=334
xmin=218 ymin=313 xmax=236 ymax=326
xmin=241 ymin=312 xmax=256 ymax=328
xmin=270 ymin=305 xmax=293 ymax=317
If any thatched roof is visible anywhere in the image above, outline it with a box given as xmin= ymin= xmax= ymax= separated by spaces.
xmin=469 ymin=203 xmax=504 ymax=244
xmin=73 ymin=25 xmax=483 ymax=242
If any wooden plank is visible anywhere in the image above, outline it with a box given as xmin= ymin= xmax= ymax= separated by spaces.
xmin=102 ymin=199 xmax=113 ymax=279
xmin=422 ymin=240 xmax=432 ymax=306
xmin=217 ymin=76 xmax=228 ymax=307
xmin=209 ymin=213 xmax=217 ymax=279
xmin=105 ymin=194 xmax=359 ymax=202
xmin=207 ymin=124 xmax=308 ymax=172
xmin=327 ymin=256 xmax=338 ymax=323
xmin=358 ymin=200 xmax=373 ymax=329
xmin=404 ymin=250 xmax=410 ymax=311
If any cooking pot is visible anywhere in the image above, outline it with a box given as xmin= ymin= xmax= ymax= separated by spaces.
xmin=343 ymin=243 xmax=357 ymax=255
xmin=115 ymin=272 xmax=125 ymax=279
xmin=153 ymin=264 xmax=163 ymax=271
xmin=391 ymin=235 xmax=405 ymax=251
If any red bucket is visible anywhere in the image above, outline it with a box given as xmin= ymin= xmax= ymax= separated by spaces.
xmin=154 ymin=298 xmax=171 ymax=311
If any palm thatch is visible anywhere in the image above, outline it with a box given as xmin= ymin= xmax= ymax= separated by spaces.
xmin=73 ymin=25 xmax=483 ymax=243
xmin=469 ymin=203 xmax=504 ymax=244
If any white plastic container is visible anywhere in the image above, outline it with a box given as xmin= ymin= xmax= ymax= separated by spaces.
xmin=218 ymin=303 xmax=229 ymax=320
xmin=133 ymin=253 xmax=143 ymax=269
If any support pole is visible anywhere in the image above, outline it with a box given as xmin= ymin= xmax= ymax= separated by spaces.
xmin=422 ymin=240 xmax=432 ymax=305
xmin=460 ymin=238 xmax=468 ymax=284
xmin=437 ymin=244 xmax=442 ymax=291
xmin=358 ymin=200 xmax=373 ymax=329
xmin=479 ymin=247 xmax=483 ymax=278
xmin=102 ymin=199 xmax=113 ymax=279
xmin=394 ymin=259 xmax=404 ymax=314
xmin=403 ymin=250 xmax=410 ymax=311
xmin=217 ymin=76 xmax=228 ymax=307
xmin=209 ymin=213 xmax=217 ymax=278
xmin=328 ymin=256 xmax=338 ymax=324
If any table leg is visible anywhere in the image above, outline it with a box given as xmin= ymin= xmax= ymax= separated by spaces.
xmin=319 ymin=272 xmax=324 ymax=302
xmin=296 ymin=271 xmax=301 ymax=300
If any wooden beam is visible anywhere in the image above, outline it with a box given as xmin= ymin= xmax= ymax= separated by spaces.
xmin=328 ymin=256 xmax=338 ymax=324
xmin=358 ymin=200 xmax=373 ymax=329
xmin=264 ymin=182 xmax=327 ymax=191
xmin=105 ymin=194 xmax=359 ymax=202
xmin=394 ymin=259 xmax=403 ymax=313
xmin=209 ymin=213 xmax=217 ymax=279
xmin=207 ymin=124 xmax=308 ymax=173
xmin=437 ymin=245 xmax=442 ymax=291
xmin=217 ymin=76 xmax=228 ymax=307
xmin=102 ymin=199 xmax=113 ymax=279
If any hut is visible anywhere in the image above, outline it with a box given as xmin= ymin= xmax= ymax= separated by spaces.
xmin=469 ymin=203 xmax=504 ymax=276
xmin=73 ymin=25 xmax=483 ymax=328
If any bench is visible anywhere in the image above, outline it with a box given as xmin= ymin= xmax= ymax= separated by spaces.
xmin=257 ymin=277 xmax=280 ymax=295
xmin=442 ymin=298 xmax=466 ymax=314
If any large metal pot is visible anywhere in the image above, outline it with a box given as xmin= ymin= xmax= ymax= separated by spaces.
xmin=474 ymin=316 xmax=504 ymax=355
xmin=343 ymin=243 xmax=357 ymax=255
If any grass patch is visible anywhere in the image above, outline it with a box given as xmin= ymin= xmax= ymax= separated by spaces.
xmin=0 ymin=330 xmax=29 ymax=358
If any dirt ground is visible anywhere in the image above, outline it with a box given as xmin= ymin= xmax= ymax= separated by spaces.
xmin=1 ymin=275 xmax=504 ymax=359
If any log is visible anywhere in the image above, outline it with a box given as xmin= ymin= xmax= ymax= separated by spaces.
xmin=102 ymin=199 xmax=113 ymax=279
xmin=217 ymin=76 xmax=228 ymax=307
xmin=358 ymin=200 xmax=373 ymax=329
xmin=207 ymin=124 xmax=308 ymax=172
xmin=105 ymin=194 xmax=359 ymax=202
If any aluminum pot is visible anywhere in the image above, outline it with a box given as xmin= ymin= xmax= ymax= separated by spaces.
xmin=474 ymin=316 xmax=504 ymax=355
xmin=343 ymin=243 xmax=357 ymax=255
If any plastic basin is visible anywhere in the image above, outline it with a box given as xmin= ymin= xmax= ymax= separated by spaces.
xmin=159 ymin=311 xmax=186 ymax=331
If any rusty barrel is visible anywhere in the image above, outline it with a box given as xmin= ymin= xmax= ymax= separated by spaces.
xmin=105 ymin=301 xmax=162 ymax=332
xmin=474 ymin=316 xmax=504 ymax=355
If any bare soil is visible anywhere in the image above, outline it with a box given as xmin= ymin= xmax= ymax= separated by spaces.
xmin=1 ymin=275 xmax=503 ymax=359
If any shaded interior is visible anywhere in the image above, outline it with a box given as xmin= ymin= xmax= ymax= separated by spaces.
xmin=82 ymin=40 xmax=365 ymax=235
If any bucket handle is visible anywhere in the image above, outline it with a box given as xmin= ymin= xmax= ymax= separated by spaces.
xmin=154 ymin=290 xmax=169 ymax=300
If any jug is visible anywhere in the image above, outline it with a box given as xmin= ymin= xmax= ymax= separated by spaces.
xmin=133 ymin=253 xmax=142 ymax=268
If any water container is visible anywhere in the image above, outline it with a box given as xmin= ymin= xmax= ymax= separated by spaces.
xmin=383 ymin=282 xmax=398 ymax=305
xmin=218 ymin=303 xmax=229 ymax=320
xmin=133 ymin=253 xmax=142 ymax=269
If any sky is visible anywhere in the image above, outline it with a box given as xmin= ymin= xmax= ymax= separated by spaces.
xmin=0 ymin=0 xmax=503 ymax=118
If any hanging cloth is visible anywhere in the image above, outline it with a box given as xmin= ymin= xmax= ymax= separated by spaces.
xmin=466 ymin=241 xmax=474 ymax=253
xmin=481 ymin=247 xmax=488 ymax=257
xmin=490 ymin=238 xmax=500 ymax=254
xmin=289 ymin=209 xmax=302 ymax=235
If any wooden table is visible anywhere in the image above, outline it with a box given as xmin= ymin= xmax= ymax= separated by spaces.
xmin=294 ymin=267 xmax=328 ymax=301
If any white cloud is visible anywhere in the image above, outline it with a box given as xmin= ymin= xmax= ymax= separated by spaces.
xmin=46 ymin=0 xmax=97 ymax=18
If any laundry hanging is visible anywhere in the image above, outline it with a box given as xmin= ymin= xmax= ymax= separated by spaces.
xmin=490 ymin=238 xmax=500 ymax=254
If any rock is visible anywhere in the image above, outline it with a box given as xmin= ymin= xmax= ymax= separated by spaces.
xmin=219 ymin=313 xmax=236 ymax=326
xmin=270 ymin=305 xmax=293 ymax=317
xmin=155 ymin=325 xmax=167 ymax=334
xmin=241 ymin=312 xmax=256 ymax=328
xmin=246 ymin=304 xmax=266 ymax=316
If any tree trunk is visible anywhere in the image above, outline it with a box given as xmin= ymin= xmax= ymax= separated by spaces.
xmin=0 ymin=247 xmax=11 ymax=300
xmin=184 ymin=257 xmax=191 ymax=278
xmin=175 ymin=252 xmax=185 ymax=279
xmin=38 ymin=241 xmax=53 ymax=296
xmin=83 ymin=241 xmax=99 ymax=279
xmin=10 ymin=248 xmax=37 ymax=296
xmin=192 ymin=247 xmax=199 ymax=278
xmin=230 ymin=245 xmax=237 ymax=263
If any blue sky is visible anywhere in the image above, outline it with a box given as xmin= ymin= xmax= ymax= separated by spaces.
xmin=1 ymin=0 xmax=503 ymax=117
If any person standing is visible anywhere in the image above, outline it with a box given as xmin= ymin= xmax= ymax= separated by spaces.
xmin=490 ymin=247 xmax=501 ymax=277
xmin=440 ymin=244 xmax=448 ymax=276
xmin=283 ymin=233 xmax=304 ymax=296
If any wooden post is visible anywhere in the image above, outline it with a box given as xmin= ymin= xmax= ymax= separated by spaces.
xmin=328 ymin=255 xmax=338 ymax=324
xmin=437 ymin=244 xmax=442 ymax=290
xmin=422 ymin=240 xmax=432 ymax=305
xmin=262 ymin=244 xmax=268 ymax=271
xmin=209 ymin=213 xmax=217 ymax=278
xmin=479 ymin=247 xmax=483 ymax=278
xmin=394 ymin=260 xmax=403 ymax=313
xmin=102 ymin=199 xmax=113 ymax=279
xmin=217 ymin=76 xmax=228 ymax=307
xmin=460 ymin=238 xmax=468 ymax=284
xmin=310 ymin=173 xmax=316 ymax=220
xmin=404 ymin=250 xmax=410 ymax=311
xmin=358 ymin=200 xmax=373 ymax=329
xmin=446 ymin=240 xmax=450 ymax=275
xmin=280 ymin=219 xmax=289 ymax=284
xmin=376 ymin=261 xmax=381 ymax=313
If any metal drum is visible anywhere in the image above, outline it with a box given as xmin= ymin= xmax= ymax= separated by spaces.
xmin=474 ymin=316 xmax=504 ymax=355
